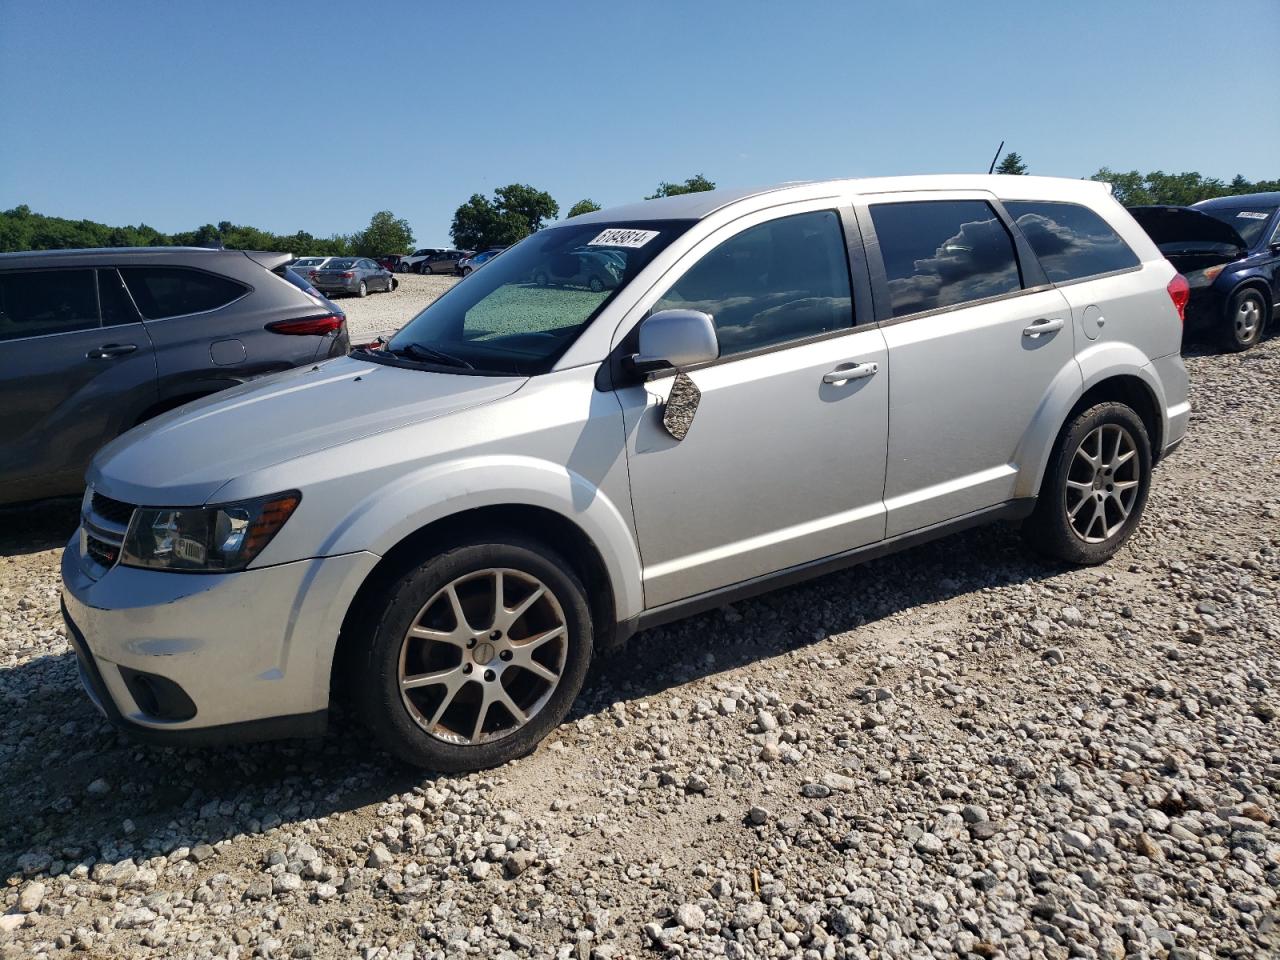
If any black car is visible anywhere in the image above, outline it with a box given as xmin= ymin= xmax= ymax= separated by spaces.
xmin=0 ymin=247 xmax=349 ymax=505
xmin=1130 ymin=193 xmax=1280 ymax=351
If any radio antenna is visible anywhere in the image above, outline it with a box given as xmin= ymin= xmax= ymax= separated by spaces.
xmin=987 ymin=140 xmax=1005 ymax=175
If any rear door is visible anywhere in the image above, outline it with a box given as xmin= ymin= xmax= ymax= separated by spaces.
xmin=858 ymin=192 xmax=1078 ymax=536
xmin=0 ymin=267 xmax=157 ymax=502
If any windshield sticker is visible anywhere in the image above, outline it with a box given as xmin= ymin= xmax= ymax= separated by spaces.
xmin=587 ymin=228 xmax=660 ymax=248
xmin=1237 ymin=211 xmax=1268 ymax=220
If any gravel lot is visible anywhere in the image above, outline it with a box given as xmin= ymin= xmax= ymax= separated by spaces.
xmin=1 ymin=336 xmax=1277 ymax=960
xmin=340 ymin=273 xmax=459 ymax=344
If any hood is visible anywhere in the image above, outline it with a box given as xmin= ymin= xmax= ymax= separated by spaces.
xmin=1128 ymin=205 xmax=1248 ymax=252
xmin=90 ymin=356 xmax=525 ymax=506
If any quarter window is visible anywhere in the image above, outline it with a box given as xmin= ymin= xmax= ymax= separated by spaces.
xmin=869 ymin=200 xmax=1022 ymax=318
xmin=654 ymin=210 xmax=854 ymax=356
xmin=0 ymin=269 xmax=100 ymax=341
xmin=119 ymin=267 xmax=247 ymax=319
xmin=1005 ymin=200 xmax=1140 ymax=283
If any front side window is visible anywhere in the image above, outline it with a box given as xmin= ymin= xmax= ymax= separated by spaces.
xmin=654 ymin=210 xmax=854 ymax=356
xmin=1006 ymin=200 xmax=1140 ymax=283
xmin=381 ymin=220 xmax=691 ymax=375
xmin=870 ymin=200 xmax=1022 ymax=318
xmin=119 ymin=267 xmax=247 ymax=319
xmin=0 ymin=269 xmax=100 ymax=341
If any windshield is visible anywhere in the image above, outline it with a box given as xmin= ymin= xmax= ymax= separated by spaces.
xmin=1200 ymin=206 xmax=1277 ymax=247
xmin=376 ymin=220 xmax=692 ymax=375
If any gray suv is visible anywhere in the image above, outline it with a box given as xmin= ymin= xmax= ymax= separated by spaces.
xmin=0 ymin=247 xmax=349 ymax=505
xmin=62 ymin=176 xmax=1189 ymax=772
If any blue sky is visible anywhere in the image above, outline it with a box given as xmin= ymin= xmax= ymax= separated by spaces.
xmin=2 ymin=0 xmax=1277 ymax=246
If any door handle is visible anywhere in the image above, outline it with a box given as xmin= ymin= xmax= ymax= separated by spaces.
xmin=86 ymin=343 xmax=138 ymax=359
xmin=1023 ymin=317 xmax=1065 ymax=338
xmin=822 ymin=361 xmax=879 ymax=384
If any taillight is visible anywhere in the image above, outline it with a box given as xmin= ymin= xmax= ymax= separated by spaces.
xmin=1167 ymin=274 xmax=1190 ymax=324
xmin=266 ymin=314 xmax=344 ymax=336
xmin=341 ymin=271 xmax=355 ymax=279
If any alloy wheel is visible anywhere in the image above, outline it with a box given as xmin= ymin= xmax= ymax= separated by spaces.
xmin=1064 ymin=424 xmax=1141 ymax=543
xmin=1235 ymin=296 xmax=1261 ymax=344
xmin=397 ymin=568 xmax=568 ymax=745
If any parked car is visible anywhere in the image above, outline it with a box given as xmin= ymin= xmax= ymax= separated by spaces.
xmin=1129 ymin=193 xmax=1279 ymax=351
xmin=290 ymin=256 xmax=334 ymax=279
xmin=62 ymin=175 xmax=1189 ymax=771
xmin=400 ymin=248 xmax=447 ymax=273
xmin=420 ymin=250 xmax=466 ymax=275
xmin=375 ymin=255 xmax=405 ymax=273
xmin=0 ymin=247 xmax=349 ymax=506
xmin=458 ymin=248 xmax=504 ymax=276
xmin=311 ymin=258 xmax=396 ymax=297
xmin=532 ymin=249 xmax=622 ymax=292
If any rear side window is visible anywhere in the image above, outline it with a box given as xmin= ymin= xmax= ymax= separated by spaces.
xmin=0 ymin=269 xmax=100 ymax=341
xmin=1005 ymin=200 xmax=1140 ymax=283
xmin=119 ymin=267 xmax=247 ymax=319
xmin=654 ymin=210 xmax=855 ymax=356
xmin=869 ymin=200 xmax=1022 ymax=318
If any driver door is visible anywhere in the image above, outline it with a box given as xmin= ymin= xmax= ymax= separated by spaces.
xmin=614 ymin=202 xmax=890 ymax=609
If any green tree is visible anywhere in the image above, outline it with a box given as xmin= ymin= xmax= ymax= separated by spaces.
xmin=567 ymin=199 xmax=602 ymax=217
xmin=995 ymin=152 xmax=1027 ymax=175
xmin=353 ymin=210 xmax=414 ymax=256
xmin=647 ymin=174 xmax=716 ymax=199
xmin=494 ymin=184 xmax=559 ymax=235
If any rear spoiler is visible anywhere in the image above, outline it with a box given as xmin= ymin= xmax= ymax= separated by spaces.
xmin=241 ymin=250 xmax=293 ymax=271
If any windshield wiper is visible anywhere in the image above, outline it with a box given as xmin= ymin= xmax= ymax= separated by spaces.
xmin=389 ymin=342 xmax=474 ymax=369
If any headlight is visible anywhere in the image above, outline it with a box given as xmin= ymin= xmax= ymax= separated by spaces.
xmin=1186 ymin=264 xmax=1226 ymax=287
xmin=120 ymin=492 xmax=301 ymax=573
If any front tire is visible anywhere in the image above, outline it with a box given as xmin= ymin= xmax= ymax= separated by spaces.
xmin=461 ymin=266 xmax=472 ymax=276
xmin=1024 ymin=402 xmax=1151 ymax=566
xmin=357 ymin=280 xmax=367 ymax=298
xmin=355 ymin=536 xmax=594 ymax=771
xmin=1221 ymin=288 xmax=1266 ymax=352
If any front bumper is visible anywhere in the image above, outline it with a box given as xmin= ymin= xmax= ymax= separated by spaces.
xmin=60 ymin=538 xmax=379 ymax=744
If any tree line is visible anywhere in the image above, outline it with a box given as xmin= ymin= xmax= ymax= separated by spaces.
xmin=3 ymin=164 xmax=1275 ymax=256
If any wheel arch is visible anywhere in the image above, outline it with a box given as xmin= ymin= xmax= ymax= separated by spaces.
xmin=1014 ymin=352 xmax=1167 ymax=501
xmin=329 ymin=502 xmax=619 ymax=704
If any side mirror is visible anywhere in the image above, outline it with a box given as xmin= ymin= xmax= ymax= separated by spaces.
xmin=629 ymin=309 xmax=719 ymax=374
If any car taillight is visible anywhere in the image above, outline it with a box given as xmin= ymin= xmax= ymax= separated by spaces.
xmin=1167 ymin=274 xmax=1190 ymax=324
xmin=266 ymin=314 xmax=344 ymax=336
xmin=341 ymin=271 xmax=355 ymax=279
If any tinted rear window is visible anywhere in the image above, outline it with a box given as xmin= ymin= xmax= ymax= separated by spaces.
xmin=0 ymin=269 xmax=100 ymax=341
xmin=870 ymin=200 xmax=1022 ymax=318
xmin=120 ymin=267 xmax=247 ymax=319
xmin=1005 ymin=200 xmax=1140 ymax=283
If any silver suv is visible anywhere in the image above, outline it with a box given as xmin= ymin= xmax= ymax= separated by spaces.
xmin=61 ymin=176 xmax=1190 ymax=770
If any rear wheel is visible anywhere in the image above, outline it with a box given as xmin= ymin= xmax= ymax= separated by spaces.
xmin=588 ymin=276 xmax=605 ymax=293
xmin=461 ymin=266 xmax=472 ymax=276
xmin=1024 ymin=402 xmax=1151 ymax=565
xmin=1221 ymin=288 xmax=1266 ymax=352
xmin=356 ymin=537 xmax=593 ymax=770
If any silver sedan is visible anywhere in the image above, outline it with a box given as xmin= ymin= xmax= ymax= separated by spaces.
xmin=311 ymin=258 xmax=396 ymax=297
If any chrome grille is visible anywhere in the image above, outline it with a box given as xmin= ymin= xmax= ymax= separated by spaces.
xmin=83 ymin=491 xmax=134 ymax=570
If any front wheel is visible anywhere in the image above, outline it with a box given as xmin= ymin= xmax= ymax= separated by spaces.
xmin=1221 ymin=288 xmax=1266 ymax=352
xmin=461 ymin=266 xmax=472 ymax=276
xmin=357 ymin=280 xmax=367 ymax=298
xmin=1024 ymin=402 xmax=1151 ymax=565
xmin=355 ymin=537 xmax=594 ymax=771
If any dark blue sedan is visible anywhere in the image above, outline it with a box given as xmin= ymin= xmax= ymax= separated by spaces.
xmin=1131 ymin=195 xmax=1280 ymax=351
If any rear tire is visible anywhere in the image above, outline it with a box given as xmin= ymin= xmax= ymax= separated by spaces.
xmin=461 ymin=266 xmax=472 ymax=277
xmin=355 ymin=536 xmax=594 ymax=771
xmin=1023 ymin=402 xmax=1151 ymax=566
xmin=1220 ymin=288 xmax=1266 ymax=352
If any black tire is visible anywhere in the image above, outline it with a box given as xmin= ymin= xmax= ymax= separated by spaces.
xmin=1023 ymin=402 xmax=1152 ymax=566
xmin=533 ymin=271 xmax=549 ymax=287
xmin=357 ymin=280 xmax=367 ymax=298
xmin=1220 ymin=287 xmax=1266 ymax=352
xmin=588 ymin=276 xmax=605 ymax=293
xmin=423 ymin=264 xmax=434 ymax=274
xmin=461 ymin=266 xmax=472 ymax=276
xmin=355 ymin=535 xmax=594 ymax=771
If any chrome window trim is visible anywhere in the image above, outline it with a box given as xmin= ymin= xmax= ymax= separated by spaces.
xmin=871 ymin=283 xmax=1057 ymax=330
